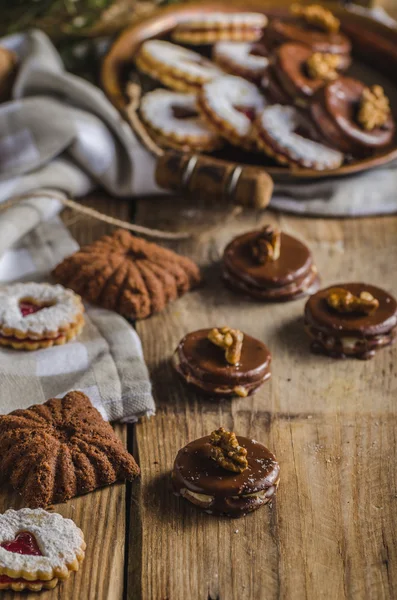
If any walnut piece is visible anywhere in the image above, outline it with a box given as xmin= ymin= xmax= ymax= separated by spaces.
xmin=306 ymin=52 xmax=341 ymax=81
xmin=326 ymin=287 xmax=379 ymax=315
xmin=208 ymin=327 xmax=244 ymax=366
xmin=209 ymin=427 xmax=248 ymax=473
xmin=357 ymin=85 xmax=390 ymax=131
xmin=251 ymin=225 xmax=281 ymax=264
xmin=291 ymin=3 xmax=340 ymax=33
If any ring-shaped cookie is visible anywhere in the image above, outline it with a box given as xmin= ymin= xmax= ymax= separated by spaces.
xmin=198 ymin=75 xmax=266 ymax=148
xmin=213 ymin=41 xmax=269 ymax=83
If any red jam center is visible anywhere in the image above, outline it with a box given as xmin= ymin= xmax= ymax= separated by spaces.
xmin=234 ymin=105 xmax=256 ymax=121
xmin=1 ymin=532 xmax=42 ymax=556
xmin=0 ymin=574 xmax=42 ymax=584
xmin=19 ymin=301 xmax=46 ymax=318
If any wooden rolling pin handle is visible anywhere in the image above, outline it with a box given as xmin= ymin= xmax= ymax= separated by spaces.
xmin=155 ymin=151 xmax=274 ymax=210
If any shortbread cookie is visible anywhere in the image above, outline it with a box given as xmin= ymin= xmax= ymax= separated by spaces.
xmin=140 ymin=89 xmax=222 ymax=152
xmin=0 ymin=391 xmax=140 ymax=508
xmin=213 ymin=41 xmax=269 ymax=82
xmin=135 ymin=40 xmax=223 ymax=93
xmin=255 ymin=104 xmax=344 ymax=170
xmin=0 ymin=508 xmax=85 ymax=592
xmin=198 ymin=75 xmax=265 ymax=149
xmin=172 ymin=12 xmax=268 ymax=45
xmin=0 ymin=282 xmax=85 ymax=351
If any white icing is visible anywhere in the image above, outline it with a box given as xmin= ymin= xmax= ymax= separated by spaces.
xmin=176 ymin=12 xmax=268 ymax=29
xmin=0 ymin=282 xmax=82 ymax=335
xmin=202 ymin=75 xmax=265 ymax=136
xmin=258 ymin=105 xmax=344 ymax=170
xmin=140 ymin=90 xmax=217 ymax=140
xmin=214 ymin=42 xmax=268 ymax=76
xmin=139 ymin=40 xmax=222 ymax=81
xmin=0 ymin=509 xmax=84 ymax=578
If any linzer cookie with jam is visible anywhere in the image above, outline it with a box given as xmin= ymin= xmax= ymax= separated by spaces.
xmin=197 ymin=75 xmax=265 ymax=149
xmin=140 ymin=89 xmax=223 ymax=152
xmin=173 ymin=326 xmax=271 ymax=398
xmin=304 ymin=283 xmax=397 ymax=359
xmin=263 ymin=42 xmax=350 ymax=107
xmin=254 ymin=104 xmax=344 ymax=170
xmin=0 ymin=282 xmax=84 ymax=351
xmin=172 ymin=427 xmax=280 ymax=517
xmin=311 ymin=79 xmax=395 ymax=157
xmin=0 ymin=509 xmax=85 ymax=592
xmin=267 ymin=4 xmax=351 ymax=57
xmin=171 ymin=12 xmax=268 ymax=45
xmin=222 ymin=225 xmax=320 ymax=301
xmin=134 ymin=40 xmax=223 ymax=93
xmin=213 ymin=41 xmax=269 ymax=83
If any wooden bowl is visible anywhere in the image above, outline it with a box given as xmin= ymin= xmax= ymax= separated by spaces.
xmin=101 ymin=0 xmax=397 ymax=183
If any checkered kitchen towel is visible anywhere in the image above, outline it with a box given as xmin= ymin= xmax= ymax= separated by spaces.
xmin=0 ymin=218 xmax=155 ymax=423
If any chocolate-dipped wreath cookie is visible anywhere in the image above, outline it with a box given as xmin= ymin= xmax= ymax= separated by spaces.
xmin=304 ymin=283 xmax=397 ymax=359
xmin=223 ymin=226 xmax=320 ymax=301
xmin=172 ymin=427 xmax=280 ymax=517
xmin=311 ymin=79 xmax=395 ymax=157
xmin=173 ymin=327 xmax=271 ymax=398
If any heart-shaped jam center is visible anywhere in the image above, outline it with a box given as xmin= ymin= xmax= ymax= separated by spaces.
xmin=1 ymin=532 xmax=42 ymax=556
xmin=19 ymin=301 xmax=52 ymax=318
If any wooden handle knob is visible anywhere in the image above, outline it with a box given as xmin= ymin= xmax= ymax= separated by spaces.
xmin=155 ymin=151 xmax=274 ymax=210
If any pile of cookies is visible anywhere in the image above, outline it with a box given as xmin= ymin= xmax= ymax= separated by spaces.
xmin=134 ymin=4 xmax=396 ymax=171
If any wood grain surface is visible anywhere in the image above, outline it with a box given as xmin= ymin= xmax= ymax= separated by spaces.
xmin=129 ymin=195 xmax=397 ymax=600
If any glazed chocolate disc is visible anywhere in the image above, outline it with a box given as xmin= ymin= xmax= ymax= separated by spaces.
xmin=174 ymin=328 xmax=271 ymax=396
xmin=222 ymin=230 xmax=319 ymax=301
xmin=305 ymin=283 xmax=397 ymax=337
xmin=267 ymin=18 xmax=351 ymax=55
xmin=311 ymin=77 xmax=395 ymax=156
xmin=172 ymin=435 xmax=280 ymax=517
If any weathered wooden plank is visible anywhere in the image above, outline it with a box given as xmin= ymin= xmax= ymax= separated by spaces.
xmin=130 ymin=194 xmax=397 ymax=600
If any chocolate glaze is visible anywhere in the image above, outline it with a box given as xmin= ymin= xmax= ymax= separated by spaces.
xmin=174 ymin=329 xmax=271 ymax=396
xmin=267 ymin=18 xmax=352 ymax=55
xmin=311 ymin=77 xmax=395 ymax=156
xmin=172 ymin=435 xmax=280 ymax=517
xmin=222 ymin=230 xmax=319 ymax=301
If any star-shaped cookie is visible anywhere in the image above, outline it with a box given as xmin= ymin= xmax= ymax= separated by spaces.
xmin=0 ymin=391 xmax=140 ymax=508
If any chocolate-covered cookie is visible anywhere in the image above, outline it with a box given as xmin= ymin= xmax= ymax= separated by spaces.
xmin=311 ymin=78 xmax=395 ymax=157
xmin=304 ymin=283 xmax=397 ymax=359
xmin=263 ymin=43 xmax=350 ymax=107
xmin=173 ymin=327 xmax=271 ymax=398
xmin=223 ymin=226 xmax=320 ymax=301
xmin=267 ymin=4 xmax=351 ymax=57
xmin=172 ymin=427 xmax=280 ymax=517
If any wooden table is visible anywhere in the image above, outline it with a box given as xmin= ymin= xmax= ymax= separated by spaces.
xmin=1 ymin=191 xmax=396 ymax=600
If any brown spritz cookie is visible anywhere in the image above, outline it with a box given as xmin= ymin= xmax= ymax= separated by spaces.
xmin=53 ymin=229 xmax=201 ymax=320
xmin=140 ymin=89 xmax=223 ymax=152
xmin=254 ymin=104 xmax=344 ymax=170
xmin=0 ymin=282 xmax=84 ymax=351
xmin=172 ymin=427 xmax=280 ymax=517
xmin=173 ymin=326 xmax=271 ymax=398
xmin=310 ymin=78 xmax=395 ymax=157
xmin=198 ymin=75 xmax=265 ymax=149
xmin=0 ymin=509 xmax=85 ymax=592
xmin=304 ymin=283 xmax=397 ymax=360
xmin=263 ymin=42 xmax=350 ymax=107
xmin=0 ymin=391 xmax=140 ymax=508
xmin=171 ymin=12 xmax=268 ymax=45
xmin=223 ymin=225 xmax=319 ymax=302
xmin=135 ymin=40 xmax=223 ymax=93
xmin=213 ymin=41 xmax=269 ymax=83
xmin=267 ymin=3 xmax=351 ymax=57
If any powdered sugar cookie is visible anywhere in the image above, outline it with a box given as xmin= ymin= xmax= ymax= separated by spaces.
xmin=140 ymin=89 xmax=222 ymax=152
xmin=254 ymin=104 xmax=344 ymax=170
xmin=0 ymin=282 xmax=85 ymax=351
xmin=135 ymin=40 xmax=223 ymax=93
xmin=197 ymin=75 xmax=266 ymax=149
xmin=172 ymin=12 xmax=268 ymax=45
xmin=213 ymin=41 xmax=269 ymax=83
xmin=0 ymin=509 xmax=85 ymax=592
